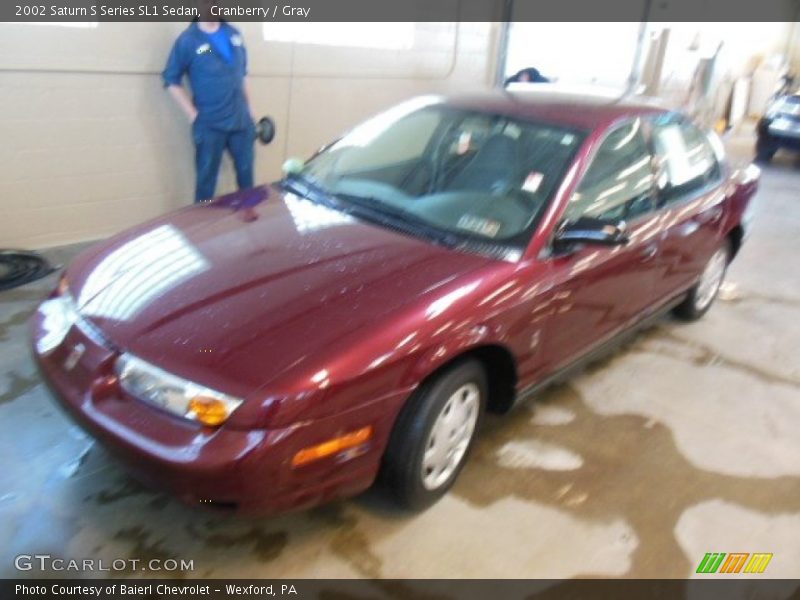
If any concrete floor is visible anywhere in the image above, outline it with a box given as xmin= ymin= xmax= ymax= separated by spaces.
xmin=1 ymin=149 xmax=799 ymax=581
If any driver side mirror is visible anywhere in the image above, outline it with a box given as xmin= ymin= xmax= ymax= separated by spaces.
xmin=553 ymin=217 xmax=629 ymax=253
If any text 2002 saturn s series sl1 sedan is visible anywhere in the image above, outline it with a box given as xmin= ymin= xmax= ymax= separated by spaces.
xmin=32 ymin=90 xmax=759 ymax=514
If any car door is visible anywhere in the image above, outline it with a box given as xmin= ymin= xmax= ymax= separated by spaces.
xmin=649 ymin=115 xmax=727 ymax=300
xmin=534 ymin=118 xmax=663 ymax=374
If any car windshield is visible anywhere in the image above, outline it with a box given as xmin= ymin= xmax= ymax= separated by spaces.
xmin=294 ymin=98 xmax=584 ymax=251
xmin=773 ymin=94 xmax=800 ymax=114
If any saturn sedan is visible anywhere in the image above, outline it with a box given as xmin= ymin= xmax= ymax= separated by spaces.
xmin=31 ymin=90 xmax=759 ymax=514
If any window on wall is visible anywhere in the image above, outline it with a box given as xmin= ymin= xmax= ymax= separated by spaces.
xmin=505 ymin=22 xmax=642 ymax=87
xmin=262 ymin=22 xmax=415 ymax=49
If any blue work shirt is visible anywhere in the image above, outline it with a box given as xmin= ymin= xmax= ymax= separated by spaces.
xmin=162 ymin=22 xmax=251 ymax=131
xmin=207 ymin=27 xmax=233 ymax=63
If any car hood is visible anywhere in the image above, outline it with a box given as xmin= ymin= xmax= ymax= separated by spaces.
xmin=66 ymin=185 xmax=492 ymax=398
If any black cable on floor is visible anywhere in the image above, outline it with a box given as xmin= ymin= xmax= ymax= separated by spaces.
xmin=0 ymin=250 xmax=57 ymax=292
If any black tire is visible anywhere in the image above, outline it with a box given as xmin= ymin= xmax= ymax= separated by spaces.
xmin=0 ymin=250 xmax=56 ymax=291
xmin=755 ymin=137 xmax=777 ymax=163
xmin=673 ymin=240 xmax=731 ymax=321
xmin=381 ymin=359 xmax=487 ymax=510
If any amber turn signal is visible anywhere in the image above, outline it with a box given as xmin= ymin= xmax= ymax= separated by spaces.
xmin=57 ymin=275 xmax=69 ymax=296
xmin=188 ymin=396 xmax=230 ymax=426
xmin=291 ymin=426 xmax=373 ymax=468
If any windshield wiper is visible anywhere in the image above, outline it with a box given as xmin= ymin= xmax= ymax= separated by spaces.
xmin=280 ymin=173 xmax=351 ymax=214
xmin=334 ymin=193 xmax=462 ymax=248
xmin=280 ymin=178 xmax=462 ymax=249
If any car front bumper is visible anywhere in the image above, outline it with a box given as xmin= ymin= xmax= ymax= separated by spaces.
xmin=30 ymin=301 xmax=402 ymax=514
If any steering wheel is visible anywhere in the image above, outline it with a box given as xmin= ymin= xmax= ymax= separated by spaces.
xmin=424 ymin=122 xmax=466 ymax=194
xmin=397 ymin=158 xmax=435 ymax=195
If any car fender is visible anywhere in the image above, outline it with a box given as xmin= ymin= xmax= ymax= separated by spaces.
xmin=400 ymin=323 xmax=496 ymax=388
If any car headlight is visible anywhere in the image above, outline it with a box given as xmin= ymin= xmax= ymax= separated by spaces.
xmin=114 ymin=354 xmax=243 ymax=427
xmin=36 ymin=295 xmax=79 ymax=355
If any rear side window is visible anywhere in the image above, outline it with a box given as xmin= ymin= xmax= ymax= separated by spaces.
xmin=652 ymin=119 xmax=721 ymax=202
xmin=562 ymin=118 xmax=656 ymax=224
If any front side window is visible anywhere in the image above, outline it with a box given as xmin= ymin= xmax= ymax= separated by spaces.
xmin=296 ymin=99 xmax=584 ymax=252
xmin=652 ymin=118 xmax=720 ymax=202
xmin=562 ymin=119 xmax=655 ymax=224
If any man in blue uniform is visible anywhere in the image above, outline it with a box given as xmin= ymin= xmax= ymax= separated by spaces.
xmin=163 ymin=9 xmax=256 ymax=203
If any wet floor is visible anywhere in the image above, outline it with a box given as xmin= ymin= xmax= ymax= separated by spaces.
xmin=1 ymin=152 xmax=799 ymax=581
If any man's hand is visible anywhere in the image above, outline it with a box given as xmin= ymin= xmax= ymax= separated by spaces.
xmin=167 ymin=84 xmax=199 ymax=123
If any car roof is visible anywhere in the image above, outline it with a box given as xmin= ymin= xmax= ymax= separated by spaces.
xmin=442 ymin=85 xmax=670 ymax=132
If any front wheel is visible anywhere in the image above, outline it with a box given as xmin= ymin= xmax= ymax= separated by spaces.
xmin=673 ymin=241 xmax=731 ymax=321
xmin=755 ymin=137 xmax=777 ymax=163
xmin=381 ymin=360 xmax=486 ymax=510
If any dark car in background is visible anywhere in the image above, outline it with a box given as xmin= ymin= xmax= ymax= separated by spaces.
xmin=31 ymin=90 xmax=759 ymax=514
xmin=757 ymin=90 xmax=800 ymax=161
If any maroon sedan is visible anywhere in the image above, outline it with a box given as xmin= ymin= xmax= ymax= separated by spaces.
xmin=31 ymin=90 xmax=759 ymax=513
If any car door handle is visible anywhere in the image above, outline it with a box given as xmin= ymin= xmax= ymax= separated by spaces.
xmin=698 ymin=206 xmax=723 ymax=224
xmin=639 ymin=244 xmax=658 ymax=262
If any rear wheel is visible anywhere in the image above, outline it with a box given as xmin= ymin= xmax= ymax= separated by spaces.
xmin=674 ymin=241 xmax=731 ymax=321
xmin=381 ymin=360 xmax=486 ymax=510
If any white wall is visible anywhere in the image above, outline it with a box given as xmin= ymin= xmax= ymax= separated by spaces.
xmin=0 ymin=21 xmax=501 ymax=249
